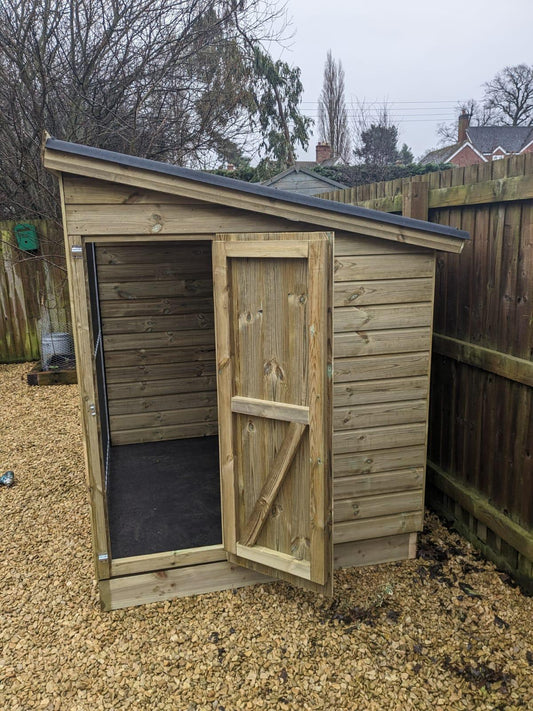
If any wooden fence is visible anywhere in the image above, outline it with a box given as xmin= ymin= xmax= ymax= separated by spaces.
xmin=0 ymin=219 xmax=70 ymax=363
xmin=322 ymin=155 xmax=533 ymax=589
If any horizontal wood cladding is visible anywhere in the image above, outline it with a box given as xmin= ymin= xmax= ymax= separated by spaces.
xmin=334 ymin=377 xmax=428 ymax=407
xmin=334 ymin=254 xmax=434 ymax=282
xmin=66 ymin=202 xmax=311 ymax=235
xmin=328 ymin=240 xmax=433 ymax=546
xmin=334 ymin=489 xmax=424 ymax=523
xmin=334 ymin=468 xmax=424 ymax=498
xmin=334 ymin=400 xmax=427 ymax=431
xmin=334 ymin=445 xmax=427 ymax=477
xmin=334 ymin=278 xmax=433 ymax=307
xmin=334 ymin=303 xmax=432 ymax=332
xmin=334 ymin=511 xmax=424 ymax=544
xmin=96 ymin=240 xmax=218 ymax=444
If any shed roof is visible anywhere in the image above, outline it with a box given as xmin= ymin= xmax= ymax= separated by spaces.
xmin=44 ymin=137 xmax=469 ymax=253
xmin=262 ymin=165 xmax=347 ymax=190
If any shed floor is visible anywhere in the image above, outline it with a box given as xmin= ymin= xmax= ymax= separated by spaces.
xmin=108 ymin=436 xmax=221 ymax=559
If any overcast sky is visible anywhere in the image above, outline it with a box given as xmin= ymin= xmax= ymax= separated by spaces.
xmin=280 ymin=0 xmax=532 ymax=161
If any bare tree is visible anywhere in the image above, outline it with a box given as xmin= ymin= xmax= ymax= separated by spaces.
xmin=437 ymin=99 xmax=491 ymax=144
xmin=483 ymin=63 xmax=533 ymax=126
xmin=0 ymin=0 xmax=307 ymax=220
xmin=318 ymin=51 xmax=350 ymax=161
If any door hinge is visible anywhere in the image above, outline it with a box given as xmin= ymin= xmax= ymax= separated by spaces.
xmin=71 ymin=245 xmax=83 ymax=258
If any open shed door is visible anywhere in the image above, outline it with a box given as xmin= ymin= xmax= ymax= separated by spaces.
xmin=213 ymin=232 xmax=333 ymax=595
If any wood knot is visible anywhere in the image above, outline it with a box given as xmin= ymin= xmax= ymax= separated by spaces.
xmin=290 ymin=537 xmax=310 ymax=561
xmin=264 ymin=358 xmax=285 ymax=381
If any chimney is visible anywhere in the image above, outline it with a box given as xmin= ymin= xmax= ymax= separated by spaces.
xmin=458 ymin=111 xmax=470 ymax=143
xmin=316 ymin=142 xmax=332 ymax=164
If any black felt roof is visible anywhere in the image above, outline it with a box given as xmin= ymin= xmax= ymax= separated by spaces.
xmin=45 ymin=137 xmax=469 ymax=242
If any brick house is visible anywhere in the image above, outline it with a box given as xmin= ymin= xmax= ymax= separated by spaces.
xmin=421 ymin=112 xmax=533 ymax=167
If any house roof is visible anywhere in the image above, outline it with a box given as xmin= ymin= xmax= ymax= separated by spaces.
xmin=421 ymin=125 xmax=533 ymax=165
xmin=262 ymin=166 xmax=347 ymax=190
xmin=43 ymin=137 xmax=469 ymax=252
xmin=466 ymin=126 xmax=533 ymax=154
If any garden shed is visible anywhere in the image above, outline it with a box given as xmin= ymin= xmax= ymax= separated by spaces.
xmin=43 ymin=137 xmax=468 ymax=610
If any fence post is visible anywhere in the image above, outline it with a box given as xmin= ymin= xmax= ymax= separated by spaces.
xmin=402 ymin=180 xmax=429 ymax=220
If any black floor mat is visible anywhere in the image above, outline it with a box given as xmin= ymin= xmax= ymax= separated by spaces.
xmin=108 ymin=436 xmax=221 ymax=559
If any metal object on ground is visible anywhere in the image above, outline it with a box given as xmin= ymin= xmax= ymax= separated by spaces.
xmin=0 ymin=471 xmax=14 ymax=487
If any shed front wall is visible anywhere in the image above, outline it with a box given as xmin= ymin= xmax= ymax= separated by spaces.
xmin=61 ymin=175 xmax=435 ymax=608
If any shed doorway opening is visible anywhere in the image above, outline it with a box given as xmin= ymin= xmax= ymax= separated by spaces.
xmin=87 ymin=240 xmax=222 ymax=561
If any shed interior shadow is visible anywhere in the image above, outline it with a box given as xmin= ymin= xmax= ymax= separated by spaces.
xmin=88 ymin=240 xmax=222 ymax=560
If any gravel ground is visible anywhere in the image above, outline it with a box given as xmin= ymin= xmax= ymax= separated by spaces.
xmin=1 ymin=362 xmax=532 ymax=711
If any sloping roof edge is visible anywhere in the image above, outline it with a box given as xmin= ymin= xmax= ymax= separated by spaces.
xmin=262 ymin=165 xmax=347 ymax=189
xmin=44 ymin=137 xmax=469 ymax=247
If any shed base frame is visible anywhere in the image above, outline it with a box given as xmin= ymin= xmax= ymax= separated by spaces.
xmin=99 ymin=532 xmax=417 ymax=610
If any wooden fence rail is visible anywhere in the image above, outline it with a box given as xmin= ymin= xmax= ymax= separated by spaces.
xmin=0 ymin=219 xmax=69 ymax=363
xmin=322 ymin=154 xmax=533 ymax=590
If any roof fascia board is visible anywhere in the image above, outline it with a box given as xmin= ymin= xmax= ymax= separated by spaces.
xmin=43 ymin=146 xmax=465 ymax=253
xmin=519 ymin=138 xmax=533 ymax=153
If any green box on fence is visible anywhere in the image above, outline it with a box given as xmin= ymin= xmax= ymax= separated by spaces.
xmin=14 ymin=223 xmax=39 ymax=251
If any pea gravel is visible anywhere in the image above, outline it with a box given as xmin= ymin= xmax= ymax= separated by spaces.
xmin=1 ymin=362 xmax=532 ymax=711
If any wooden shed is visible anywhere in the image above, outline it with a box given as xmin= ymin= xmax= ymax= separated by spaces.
xmin=43 ymin=138 xmax=468 ymax=610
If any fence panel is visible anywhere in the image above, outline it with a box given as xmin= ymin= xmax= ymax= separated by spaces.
xmin=0 ymin=219 xmax=69 ymax=363
xmin=322 ymin=155 xmax=533 ymax=589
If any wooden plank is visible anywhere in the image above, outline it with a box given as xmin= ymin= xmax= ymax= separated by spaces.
xmin=333 ymin=422 xmax=427 ymax=454
xmin=212 ymin=240 xmax=236 ymax=556
xmin=103 ymin=328 xmax=215 ymax=351
xmin=99 ymin=561 xmax=271 ymax=611
xmin=63 ymin=175 xmax=206 ymax=205
xmin=106 ymin=374 xmax=217 ymax=399
xmin=334 ymin=253 xmax=435 ymax=282
xmin=334 ymin=445 xmax=427 ymax=477
xmin=334 ymin=233 xmax=421 ymax=256
xmin=99 ymin=278 xmax=213 ymax=300
xmin=105 ymin=360 xmax=215 ymax=384
xmin=334 ymin=352 xmax=430 ymax=382
xmin=334 ymin=303 xmax=432 ymax=332
xmin=333 ymin=467 xmax=424 ymax=498
xmin=96 ymin=243 xmax=211 ymax=266
xmin=333 ymin=376 xmax=428 ymax=407
xmin=111 ymin=420 xmax=219 ymax=445
xmin=231 ymin=396 xmax=310 ymax=424
xmin=334 ymin=511 xmax=424 ymax=544
xmin=26 ymin=365 xmax=77 ymax=386
xmin=97 ymin=261 xmax=212 ymax=281
xmin=240 ymin=422 xmax=306 ymax=546
xmin=65 ymin=203 xmax=304 ymax=236
xmin=108 ymin=389 xmax=217 ymax=416
xmin=109 ymin=405 xmax=218 ymax=432
xmin=334 ymin=489 xmax=424 ymax=523
xmin=45 ymin=148 xmax=465 ymax=252
xmin=100 ymin=296 xmax=214 ymax=318
xmin=308 ymin=237 xmax=333 ymax=589
xmin=104 ymin=344 xmax=215 ymax=367
xmin=235 ymin=543 xmax=311 ymax=579
xmin=224 ymin=241 xmax=309 ymax=258
xmin=433 ymin=333 xmax=533 ymax=387
xmin=60 ymin=199 xmax=111 ymax=580
xmin=334 ymin=278 xmax=433 ymax=306
xmin=334 ymin=533 xmax=413 ymax=568
xmin=333 ymin=399 xmax=427 ymax=431
xmin=427 ymin=461 xmax=533 ymax=561
xmin=334 ymin=327 xmax=431 ymax=358
xmin=110 ymin=545 xmax=225 ymax=577
xmin=102 ymin=312 xmax=214 ymax=335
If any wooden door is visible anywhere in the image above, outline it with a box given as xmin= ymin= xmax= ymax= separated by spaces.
xmin=213 ymin=232 xmax=333 ymax=594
